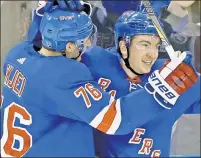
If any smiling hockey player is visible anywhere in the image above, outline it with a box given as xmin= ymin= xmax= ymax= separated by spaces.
xmin=81 ymin=10 xmax=200 ymax=157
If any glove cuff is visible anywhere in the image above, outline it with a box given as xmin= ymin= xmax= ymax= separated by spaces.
xmin=148 ymin=70 xmax=180 ymax=106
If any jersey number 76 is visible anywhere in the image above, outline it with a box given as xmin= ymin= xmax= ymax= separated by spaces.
xmin=74 ymin=83 xmax=102 ymax=108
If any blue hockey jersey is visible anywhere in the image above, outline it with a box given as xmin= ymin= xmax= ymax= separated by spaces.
xmin=1 ymin=41 xmax=192 ymax=157
xmin=81 ymin=46 xmax=200 ymax=157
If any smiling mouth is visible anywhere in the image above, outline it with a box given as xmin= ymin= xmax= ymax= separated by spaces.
xmin=142 ymin=60 xmax=152 ymax=65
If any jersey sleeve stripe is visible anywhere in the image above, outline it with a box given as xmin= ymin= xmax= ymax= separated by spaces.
xmin=106 ymin=99 xmax=121 ymax=134
xmin=89 ymin=99 xmax=121 ymax=134
xmin=89 ymin=104 xmax=110 ymax=128
xmin=96 ymin=100 xmax=117 ymax=132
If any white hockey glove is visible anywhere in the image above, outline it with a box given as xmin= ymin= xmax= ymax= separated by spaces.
xmin=145 ymin=51 xmax=198 ymax=109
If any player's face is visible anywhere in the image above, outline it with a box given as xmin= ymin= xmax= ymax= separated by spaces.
xmin=129 ymin=35 xmax=160 ymax=74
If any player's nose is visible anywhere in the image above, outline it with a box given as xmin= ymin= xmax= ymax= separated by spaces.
xmin=146 ymin=48 xmax=157 ymax=59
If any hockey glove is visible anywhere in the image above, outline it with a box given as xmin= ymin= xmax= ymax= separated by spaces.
xmin=36 ymin=0 xmax=91 ymax=16
xmin=145 ymin=51 xmax=198 ymax=109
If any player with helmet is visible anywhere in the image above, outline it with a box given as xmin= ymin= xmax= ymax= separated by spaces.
xmin=39 ymin=7 xmax=96 ymax=60
xmin=27 ymin=0 xmax=94 ymax=48
xmin=113 ymin=11 xmax=161 ymax=76
xmin=1 ymin=1 xmax=199 ymax=157
xmin=81 ymin=10 xmax=200 ymax=157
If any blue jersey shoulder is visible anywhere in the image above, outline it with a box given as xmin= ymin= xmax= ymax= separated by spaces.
xmin=82 ymin=46 xmax=117 ymax=66
xmin=53 ymin=60 xmax=93 ymax=88
xmin=82 ymin=46 xmax=122 ymax=80
xmin=4 ymin=41 xmax=30 ymax=62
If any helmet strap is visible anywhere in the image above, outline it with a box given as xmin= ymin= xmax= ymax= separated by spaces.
xmin=62 ymin=50 xmax=66 ymax=57
xmin=124 ymin=48 xmax=143 ymax=76
xmin=63 ymin=49 xmax=82 ymax=60
xmin=71 ymin=51 xmax=82 ymax=60
xmin=72 ymin=40 xmax=85 ymax=60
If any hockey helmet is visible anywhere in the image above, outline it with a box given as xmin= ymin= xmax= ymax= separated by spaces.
xmin=114 ymin=10 xmax=159 ymax=49
xmin=40 ymin=6 xmax=96 ymax=53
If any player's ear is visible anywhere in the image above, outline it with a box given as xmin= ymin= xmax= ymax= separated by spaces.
xmin=66 ymin=42 xmax=77 ymax=54
xmin=119 ymin=40 xmax=128 ymax=59
xmin=85 ymin=37 xmax=92 ymax=48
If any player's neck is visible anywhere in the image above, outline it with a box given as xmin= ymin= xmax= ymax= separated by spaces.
xmin=39 ymin=47 xmax=63 ymax=56
xmin=120 ymin=59 xmax=138 ymax=79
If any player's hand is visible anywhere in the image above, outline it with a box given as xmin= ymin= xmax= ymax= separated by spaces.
xmin=36 ymin=0 xmax=91 ymax=16
xmin=145 ymin=51 xmax=198 ymax=109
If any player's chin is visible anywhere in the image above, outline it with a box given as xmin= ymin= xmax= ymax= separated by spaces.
xmin=141 ymin=65 xmax=152 ymax=74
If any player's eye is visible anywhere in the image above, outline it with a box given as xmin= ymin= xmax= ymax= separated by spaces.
xmin=141 ymin=43 xmax=150 ymax=48
xmin=156 ymin=44 xmax=161 ymax=49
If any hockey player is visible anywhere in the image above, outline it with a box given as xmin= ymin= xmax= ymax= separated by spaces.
xmin=81 ymin=10 xmax=200 ymax=157
xmin=1 ymin=4 xmax=199 ymax=157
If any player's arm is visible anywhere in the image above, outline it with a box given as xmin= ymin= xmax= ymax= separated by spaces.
xmin=184 ymin=72 xmax=200 ymax=114
xmin=184 ymin=100 xmax=200 ymax=114
xmin=46 ymin=61 xmax=199 ymax=135
xmin=45 ymin=67 xmax=162 ymax=135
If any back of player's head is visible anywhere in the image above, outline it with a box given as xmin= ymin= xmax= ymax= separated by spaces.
xmin=40 ymin=6 xmax=96 ymax=53
xmin=114 ymin=10 xmax=159 ymax=49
